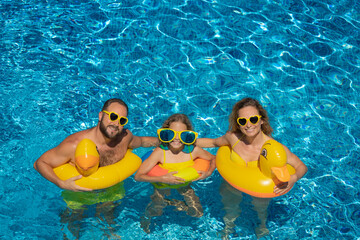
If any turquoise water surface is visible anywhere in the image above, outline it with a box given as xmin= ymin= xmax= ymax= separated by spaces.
xmin=1 ymin=0 xmax=359 ymax=239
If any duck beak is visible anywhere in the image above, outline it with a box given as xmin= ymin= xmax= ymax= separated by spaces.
xmin=271 ymin=165 xmax=290 ymax=182
xmin=76 ymin=164 xmax=99 ymax=177
xmin=75 ymin=155 xmax=99 ymax=177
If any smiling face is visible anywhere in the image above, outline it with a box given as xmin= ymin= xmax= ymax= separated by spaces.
xmin=168 ymin=121 xmax=187 ymax=150
xmin=99 ymin=102 xmax=128 ymax=139
xmin=237 ymin=106 xmax=263 ymax=138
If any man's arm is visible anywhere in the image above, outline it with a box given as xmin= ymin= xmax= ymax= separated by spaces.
xmin=34 ymin=139 xmax=92 ymax=192
xmin=129 ymin=134 xmax=159 ymax=149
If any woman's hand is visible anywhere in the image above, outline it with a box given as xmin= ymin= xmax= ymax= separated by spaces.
xmin=273 ymin=174 xmax=297 ymax=195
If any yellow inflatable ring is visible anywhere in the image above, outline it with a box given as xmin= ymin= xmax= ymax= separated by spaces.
xmin=147 ymin=158 xmax=210 ymax=189
xmin=216 ymin=140 xmax=296 ymax=198
xmin=54 ymin=149 xmax=141 ymax=190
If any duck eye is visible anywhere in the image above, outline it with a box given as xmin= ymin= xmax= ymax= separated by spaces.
xmin=96 ymin=146 xmax=100 ymax=154
xmin=261 ymin=149 xmax=267 ymax=158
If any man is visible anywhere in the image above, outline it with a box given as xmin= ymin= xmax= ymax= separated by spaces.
xmin=34 ymin=98 xmax=158 ymax=191
xmin=34 ymin=98 xmax=158 ymax=238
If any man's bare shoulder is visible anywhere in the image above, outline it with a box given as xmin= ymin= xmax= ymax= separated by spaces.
xmin=122 ymin=128 xmax=134 ymax=144
xmin=124 ymin=128 xmax=134 ymax=137
xmin=58 ymin=128 xmax=95 ymax=150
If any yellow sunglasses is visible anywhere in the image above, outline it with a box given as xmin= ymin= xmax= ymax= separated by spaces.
xmin=103 ymin=111 xmax=128 ymax=126
xmin=157 ymin=128 xmax=198 ymax=145
xmin=237 ymin=115 xmax=262 ymax=126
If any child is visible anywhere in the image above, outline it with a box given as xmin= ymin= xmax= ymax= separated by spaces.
xmin=135 ymin=114 xmax=215 ymax=232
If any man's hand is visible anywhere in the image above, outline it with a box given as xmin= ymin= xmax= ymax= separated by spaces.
xmin=60 ymin=175 xmax=93 ymax=192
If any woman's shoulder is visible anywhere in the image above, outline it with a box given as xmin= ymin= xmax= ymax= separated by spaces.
xmin=224 ymin=131 xmax=234 ymax=137
xmin=263 ymin=134 xmax=273 ymax=142
xmin=225 ymin=131 xmax=241 ymax=145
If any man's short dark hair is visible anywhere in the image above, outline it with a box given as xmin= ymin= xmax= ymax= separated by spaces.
xmin=101 ymin=98 xmax=128 ymax=113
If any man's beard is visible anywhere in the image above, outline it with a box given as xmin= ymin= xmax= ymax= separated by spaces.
xmin=99 ymin=120 xmax=121 ymax=139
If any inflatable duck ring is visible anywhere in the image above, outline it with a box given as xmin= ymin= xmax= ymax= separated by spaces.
xmin=53 ymin=139 xmax=141 ymax=190
xmin=142 ymin=151 xmax=210 ymax=189
xmin=216 ymin=139 xmax=296 ymax=198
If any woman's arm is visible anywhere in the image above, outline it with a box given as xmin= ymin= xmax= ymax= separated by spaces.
xmin=274 ymin=145 xmax=308 ymax=195
xmin=196 ymin=133 xmax=231 ymax=148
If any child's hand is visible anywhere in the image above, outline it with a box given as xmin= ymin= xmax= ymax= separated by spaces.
xmin=193 ymin=170 xmax=208 ymax=181
xmin=162 ymin=171 xmax=185 ymax=184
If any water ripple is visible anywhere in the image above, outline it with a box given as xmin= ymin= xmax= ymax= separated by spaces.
xmin=1 ymin=0 xmax=360 ymax=239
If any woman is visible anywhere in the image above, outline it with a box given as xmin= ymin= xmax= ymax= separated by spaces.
xmin=197 ymin=98 xmax=308 ymax=238
xmin=135 ymin=114 xmax=216 ymax=233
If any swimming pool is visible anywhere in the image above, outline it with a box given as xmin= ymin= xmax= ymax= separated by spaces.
xmin=1 ymin=0 xmax=359 ymax=239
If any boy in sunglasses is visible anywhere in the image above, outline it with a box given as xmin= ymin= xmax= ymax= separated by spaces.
xmin=34 ymin=98 xmax=159 ymax=238
xmin=197 ymin=97 xmax=307 ymax=238
xmin=135 ymin=114 xmax=216 ymax=232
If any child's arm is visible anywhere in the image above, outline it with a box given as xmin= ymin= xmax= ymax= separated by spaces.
xmin=134 ymin=148 xmax=186 ymax=184
xmin=192 ymin=147 xmax=216 ymax=180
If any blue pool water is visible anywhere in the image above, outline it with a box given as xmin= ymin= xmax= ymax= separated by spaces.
xmin=1 ymin=0 xmax=359 ymax=239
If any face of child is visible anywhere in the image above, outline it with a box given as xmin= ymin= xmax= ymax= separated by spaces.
xmin=168 ymin=121 xmax=187 ymax=150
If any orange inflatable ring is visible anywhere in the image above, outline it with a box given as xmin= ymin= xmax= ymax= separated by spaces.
xmin=145 ymin=154 xmax=210 ymax=189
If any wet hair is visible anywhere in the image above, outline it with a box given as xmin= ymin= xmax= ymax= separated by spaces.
xmin=101 ymin=98 xmax=128 ymax=114
xmin=162 ymin=114 xmax=193 ymax=131
xmin=229 ymin=97 xmax=273 ymax=136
